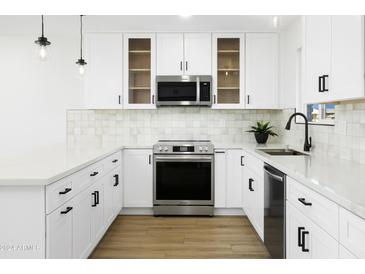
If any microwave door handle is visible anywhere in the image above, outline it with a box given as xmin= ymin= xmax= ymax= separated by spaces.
xmin=196 ymin=76 xmax=200 ymax=105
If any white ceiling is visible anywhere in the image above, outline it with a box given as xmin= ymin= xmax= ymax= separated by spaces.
xmin=0 ymin=15 xmax=300 ymax=35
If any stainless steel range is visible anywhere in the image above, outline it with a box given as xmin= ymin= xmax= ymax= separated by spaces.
xmin=153 ymin=140 xmax=214 ymax=216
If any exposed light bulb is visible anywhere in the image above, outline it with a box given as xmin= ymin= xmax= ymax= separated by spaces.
xmin=79 ymin=65 xmax=85 ymax=75
xmin=38 ymin=45 xmax=48 ymax=60
xmin=273 ymin=16 xmax=279 ymax=28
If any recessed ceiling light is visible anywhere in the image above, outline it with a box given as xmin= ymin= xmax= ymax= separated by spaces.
xmin=273 ymin=16 xmax=279 ymax=28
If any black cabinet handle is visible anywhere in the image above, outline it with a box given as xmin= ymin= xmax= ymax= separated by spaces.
xmin=59 ymin=188 xmax=72 ymax=195
xmin=298 ymin=226 xmax=305 ymax=247
xmin=149 ymin=155 xmax=151 ymax=165
xmin=240 ymin=156 xmax=244 ymax=166
xmin=60 ymin=206 xmax=73 ymax=214
xmin=180 ymin=61 xmax=183 ymax=71
xmin=113 ymin=174 xmax=119 ymax=187
xmin=318 ymin=76 xmax=323 ymax=92
xmin=322 ymin=75 xmax=329 ymax=92
xmin=90 ymin=171 xmax=99 ymax=177
xmin=301 ymin=231 xmax=309 ymax=252
xmin=249 ymin=178 xmax=254 ymax=191
xmin=95 ymin=191 xmax=100 ymax=205
xmin=213 ymin=95 xmax=216 ymax=104
xmin=112 ymin=159 xmax=118 ymax=163
xmin=247 ymin=95 xmax=250 ymax=104
xmin=298 ymin=198 xmax=312 ymax=206
xmin=152 ymin=95 xmax=155 ymax=104
xmin=185 ymin=61 xmax=188 ymax=71
xmin=91 ymin=192 xmax=97 ymax=207
xmin=118 ymin=95 xmax=121 ymax=104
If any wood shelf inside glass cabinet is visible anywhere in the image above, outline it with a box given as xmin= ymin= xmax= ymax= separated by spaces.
xmin=216 ymin=38 xmax=240 ymax=104
xmin=128 ymin=38 xmax=151 ymax=104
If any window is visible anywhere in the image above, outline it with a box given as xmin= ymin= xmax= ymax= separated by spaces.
xmin=306 ymin=103 xmax=335 ymax=125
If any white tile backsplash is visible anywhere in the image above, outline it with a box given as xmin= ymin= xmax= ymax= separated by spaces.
xmin=66 ymin=108 xmax=283 ymax=148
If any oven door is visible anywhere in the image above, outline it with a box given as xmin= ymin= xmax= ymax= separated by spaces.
xmin=153 ymin=155 xmax=214 ymax=205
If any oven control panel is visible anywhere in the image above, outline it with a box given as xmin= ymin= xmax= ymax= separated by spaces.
xmin=153 ymin=141 xmax=214 ymax=154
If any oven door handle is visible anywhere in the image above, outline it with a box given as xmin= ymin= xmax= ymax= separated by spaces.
xmin=154 ymin=156 xmax=213 ymax=161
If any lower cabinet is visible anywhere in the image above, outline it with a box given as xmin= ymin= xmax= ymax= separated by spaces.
xmin=123 ymin=149 xmax=153 ymax=207
xmin=46 ymin=202 xmax=73 ymax=259
xmin=47 ymin=166 xmax=123 ymax=258
xmin=214 ymin=149 xmax=243 ymax=208
xmin=286 ymin=202 xmax=338 ymax=259
xmin=242 ymin=164 xmax=264 ymax=240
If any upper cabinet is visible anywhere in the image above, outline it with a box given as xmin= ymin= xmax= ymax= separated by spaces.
xmin=83 ymin=33 xmax=123 ymax=108
xmin=156 ymin=33 xmax=212 ymax=76
xmin=212 ymin=33 xmax=245 ymax=109
xmin=123 ymin=33 xmax=156 ymax=109
xmin=303 ymin=16 xmax=365 ymax=104
xmin=245 ymin=33 xmax=279 ymax=109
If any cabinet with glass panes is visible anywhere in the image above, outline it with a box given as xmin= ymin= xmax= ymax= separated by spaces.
xmin=213 ymin=34 xmax=244 ymax=108
xmin=124 ymin=34 xmax=156 ymax=108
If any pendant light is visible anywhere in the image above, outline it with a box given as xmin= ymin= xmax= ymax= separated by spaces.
xmin=76 ymin=15 xmax=87 ymax=75
xmin=34 ymin=15 xmax=51 ymax=60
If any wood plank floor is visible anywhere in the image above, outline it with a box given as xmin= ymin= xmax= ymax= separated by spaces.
xmin=90 ymin=216 xmax=270 ymax=259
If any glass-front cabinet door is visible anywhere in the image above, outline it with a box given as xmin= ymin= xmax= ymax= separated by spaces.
xmin=123 ymin=33 xmax=156 ymax=109
xmin=212 ymin=33 xmax=245 ymax=109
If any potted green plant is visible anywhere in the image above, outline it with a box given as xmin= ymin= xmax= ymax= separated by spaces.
xmin=247 ymin=121 xmax=278 ymax=144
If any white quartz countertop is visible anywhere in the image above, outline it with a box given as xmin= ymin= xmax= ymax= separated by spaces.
xmin=0 ymin=144 xmax=123 ymax=186
xmin=240 ymin=144 xmax=365 ymax=220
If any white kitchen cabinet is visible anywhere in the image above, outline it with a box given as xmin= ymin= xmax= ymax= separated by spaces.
xmin=339 ymin=207 xmax=365 ymax=258
xmin=242 ymin=164 xmax=264 ymax=240
xmin=245 ymin=33 xmax=279 ymax=109
xmin=303 ymin=15 xmax=364 ymax=103
xmin=103 ymin=166 xmax=123 ymax=225
xmin=214 ymin=149 xmax=243 ymax=208
xmin=286 ymin=202 xmax=339 ymax=259
xmin=123 ymin=149 xmax=153 ymax=207
xmin=156 ymin=33 xmax=184 ymax=75
xmin=330 ymin=16 xmax=364 ymax=101
xmin=156 ymin=33 xmax=211 ymax=76
xmin=84 ymin=33 xmax=123 ymax=108
xmin=212 ymin=33 xmax=245 ymax=109
xmin=184 ymin=33 xmax=212 ymax=75
xmin=46 ymin=202 xmax=73 ymax=259
xmin=123 ymin=33 xmax=156 ymax=109
xmin=90 ymin=179 xmax=105 ymax=243
xmin=72 ymin=184 xmax=94 ymax=259
xmin=339 ymin=244 xmax=358 ymax=258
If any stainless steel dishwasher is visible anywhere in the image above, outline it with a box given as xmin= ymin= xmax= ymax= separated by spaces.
xmin=264 ymin=164 xmax=286 ymax=259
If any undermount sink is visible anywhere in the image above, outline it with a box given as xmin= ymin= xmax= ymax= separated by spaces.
xmin=257 ymin=148 xmax=309 ymax=156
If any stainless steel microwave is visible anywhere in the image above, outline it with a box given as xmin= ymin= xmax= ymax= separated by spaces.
xmin=156 ymin=75 xmax=212 ymax=106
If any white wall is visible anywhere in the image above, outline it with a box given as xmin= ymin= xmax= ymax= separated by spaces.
xmin=279 ymin=17 xmax=302 ymax=109
xmin=0 ymin=34 xmax=83 ymax=154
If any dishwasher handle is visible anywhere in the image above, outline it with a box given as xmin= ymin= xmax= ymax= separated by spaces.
xmin=264 ymin=166 xmax=285 ymax=182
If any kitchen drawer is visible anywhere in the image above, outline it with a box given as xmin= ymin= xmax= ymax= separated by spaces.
xmin=339 ymin=207 xmax=365 ymax=258
xmin=73 ymin=162 xmax=105 ymax=195
xmin=287 ymin=176 xmax=339 ymax=239
xmin=46 ymin=175 xmax=75 ymax=214
xmin=103 ymin=150 xmax=122 ymax=174
xmin=242 ymin=151 xmax=263 ymax=178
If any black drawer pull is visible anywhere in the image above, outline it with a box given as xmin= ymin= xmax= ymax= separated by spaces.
xmin=95 ymin=190 xmax=100 ymax=205
xmin=301 ymin=231 xmax=309 ymax=252
xmin=59 ymin=188 xmax=72 ymax=195
xmin=60 ymin=206 xmax=73 ymax=214
xmin=249 ymin=178 xmax=254 ymax=191
xmin=298 ymin=198 xmax=312 ymax=206
xmin=90 ymin=171 xmax=99 ymax=177
xmin=91 ymin=192 xmax=97 ymax=207
xmin=240 ymin=156 xmax=244 ymax=166
xmin=112 ymin=159 xmax=118 ymax=163
xmin=298 ymin=226 xmax=305 ymax=247
xmin=113 ymin=174 xmax=119 ymax=186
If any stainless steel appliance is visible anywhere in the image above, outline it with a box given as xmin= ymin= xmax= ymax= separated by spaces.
xmin=156 ymin=76 xmax=212 ymax=106
xmin=264 ymin=164 xmax=286 ymax=258
xmin=153 ymin=140 xmax=214 ymax=216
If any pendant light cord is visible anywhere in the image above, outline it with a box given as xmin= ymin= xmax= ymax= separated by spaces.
xmin=41 ymin=15 xmax=44 ymax=37
xmin=80 ymin=15 xmax=83 ymax=59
